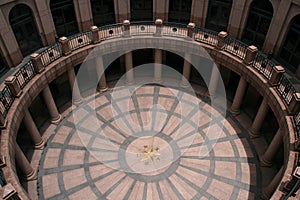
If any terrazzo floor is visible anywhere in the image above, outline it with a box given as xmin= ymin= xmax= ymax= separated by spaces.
xmin=38 ymin=85 xmax=261 ymax=200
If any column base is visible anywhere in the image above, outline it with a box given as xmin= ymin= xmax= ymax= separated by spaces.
xmin=228 ymin=108 xmax=240 ymax=116
xmin=125 ymin=80 xmax=135 ymax=86
xmin=73 ymin=98 xmax=83 ymax=106
xmin=248 ymin=128 xmax=261 ymax=139
xmin=180 ymin=80 xmax=190 ymax=88
xmin=261 ymin=187 xmax=272 ymax=200
xmin=153 ymin=78 xmax=163 ymax=84
xmin=24 ymin=169 xmax=37 ymax=181
xmin=97 ymin=87 xmax=108 ymax=93
xmin=260 ymin=155 xmax=273 ymax=167
xmin=34 ymin=139 xmax=46 ymax=150
xmin=205 ymin=91 xmax=217 ymax=99
xmin=51 ymin=114 xmax=62 ymax=125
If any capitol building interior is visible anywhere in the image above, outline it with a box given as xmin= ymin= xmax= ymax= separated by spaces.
xmin=0 ymin=0 xmax=300 ymax=199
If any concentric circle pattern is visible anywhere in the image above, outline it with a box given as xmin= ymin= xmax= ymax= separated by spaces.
xmin=38 ymin=85 xmax=261 ymax=200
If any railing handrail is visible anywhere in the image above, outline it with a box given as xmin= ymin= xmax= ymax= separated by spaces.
xmin=0 ymin=20 xmax=298 ymax=134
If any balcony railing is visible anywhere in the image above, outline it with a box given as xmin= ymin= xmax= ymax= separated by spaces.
xmin=1 ymin=20 xmax=297 ymax=128
xmin=194 ymin=27 xmax=218 ymax=46
xmin=224 ymin=37 xmax=247 ymax=60
xmin=14 ymin=61 xmax=35 ymax=89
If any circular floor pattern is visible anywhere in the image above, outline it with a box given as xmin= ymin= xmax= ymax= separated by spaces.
xmin=38 ymin=85 xmax=261 ymax=200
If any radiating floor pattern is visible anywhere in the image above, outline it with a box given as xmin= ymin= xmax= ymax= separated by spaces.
xmin=38 ymin=85 xmax=261 ymax=200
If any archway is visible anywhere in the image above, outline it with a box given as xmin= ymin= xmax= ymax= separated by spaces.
xmin=9 ymin=4 xmax=42 ymax=56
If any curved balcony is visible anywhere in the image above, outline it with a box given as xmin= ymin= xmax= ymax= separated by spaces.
xmin=0 ymin=20 xmax=299 ymax=199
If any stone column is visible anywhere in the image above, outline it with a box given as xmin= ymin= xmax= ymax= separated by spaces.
xmin=34 ymin=0 xmax=56 ymax=45
xmin=153 ymin=49 xmax=162 ymax=83
xmin=73 ymin=0 xmax=93 ymax=31
xmin=95 ymin=56 xmax=108 ymax=92
xmin=41 ymin=85 xmax=61 ymax=124
xmin=208 ymin=64 xmax=220 ymax=98
xmin=190 ymin=0 xmax=208 ymax=26
xmin=125 ymin=52 xmax=134 ymax=84
xmin=115 ymin=0 xmax=130 ymax=22
xmin=262 ymin=0 xmax=291 ymax=55
xmin=154 ymin=0 xmax=168 ymax=21
xmin=67 ymin=67 xmax=83 ymax=105
xmin=226 ymin=0 xmax=248 ymax=38
xmin=23 ymin=109 xmax=45 ymax=149
xmin=230 ymin=77 xmax=247 ymax=116
xmin=261 ymin=167 xmax=283 ymax=200
xmin=181 ymin=54 xmax=192 ymax=87
xmin=249 ymin=98 xmax=269 ymax=138
xmin=15 ymin=143 xmax=37 ymax=181
xmin=260 ymin=129 xmax=283 ymax=167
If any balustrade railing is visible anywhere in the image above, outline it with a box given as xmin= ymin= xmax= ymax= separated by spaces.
xmin=0 ymin=86 xmax=14 ymax=117
xmin=194 ymin=27 xmax=218 ymax=46
xmin=294 ymin=112 xmax=300 ymax=138
xmin=98 ymin=23 xmax=124 ymax=40
xmin=252 ymin=51 xmax=275 ymax=79
xmin=0 ymin=21 xmax=298 ymax=138
xmin=68 ymin=31 xmax=93 ymax=51
xmin=130 ymin=21 xmax=155 ymax=36
xmin=14 ymin=61 xmax=35 ymax=89
xmin=40 ymin=43 xmax=62 ymax=66
xmin=224 ymin=37 xmax=247 ymax=59
xmin=162 ymin=22 xmax=188 ymax=38
xmin=277 ymin=75 xmax=296 ymax=105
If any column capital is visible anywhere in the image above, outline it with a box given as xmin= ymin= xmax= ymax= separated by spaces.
xmin=90 ymin=26 xmax=101 ymax=44
xmin=244 ymin=45 xmax=258 ymax=65
xmin=30 ymin=53 xmax=45 ymax=73
xmin=5 ymin=76 xmax=22 ymax=97
xmin=216 ymin=31 xmax=228 ymax=50
xmin=59 ymin=37 xmax=71 ymax=56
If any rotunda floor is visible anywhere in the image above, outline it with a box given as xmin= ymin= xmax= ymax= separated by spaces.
xmin=38 ymin=85 xmax=261 ymax=200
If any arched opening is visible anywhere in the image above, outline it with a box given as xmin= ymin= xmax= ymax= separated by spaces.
xmin=9 ymin=4 xmax=42 ymax=57
xmin=279 ymin=14 xmax=300 ymax=72
xmin=242 ymin=0 xmax=273 ymax=48
xmin=168 ymin=0 xmax=192 ymax=23
xmin=50 ymin=0 xmax=79 ymax=37
xmin=130 ymin=0 xmax=153 ymax=21
xmin=205 ymin=0 xmax=232 ymax=32
xmin=91 ymin=0 xmax=116 ymax=26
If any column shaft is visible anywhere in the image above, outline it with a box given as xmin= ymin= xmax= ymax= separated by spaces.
xmin=125 ymin=52 xmax=134 ymax=84
xmin=95 ymin=56 xmax=108 ymax=92
xmin=230 ymin=77 xmax=247 ymax=115
xmin=15 ymin=143 xmax=37 ymax=181
xmin=42 ymin=85 xmax=61 ymax=124
xmin=67 ymin=67 xmax=83 ymax=105
xmin=260 ymin=129 xmax=283 ymax=167
xmin=181 ymin=54 xmax=192 ymax=87
xmin=208 ymin=64 xmax=220 ymax=98
xmin=262 ymin=167 xmax=283 ymax=199
xmin=154 ymin=49 xmax=162 ymax=83
xmin=249 ymin=98 xmax=269 ymax=138
xmin=23 ymin=109 xmax=45 ymax=149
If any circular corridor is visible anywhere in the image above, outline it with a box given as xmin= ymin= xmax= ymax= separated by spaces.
xmin=38 ymin=85 xmax=261 ymax=200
